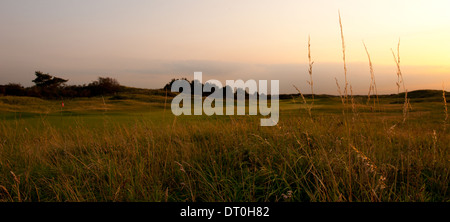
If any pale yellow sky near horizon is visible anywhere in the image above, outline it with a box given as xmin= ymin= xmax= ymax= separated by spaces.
xmin=0 ymin=0 xmax=449 ymax=94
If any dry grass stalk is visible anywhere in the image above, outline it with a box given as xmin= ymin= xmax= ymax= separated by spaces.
xmin=293 ymin=85 xmax=307 ymax=105
xmin=443 ymin=83 xmax=448 ymax=129
xmin=350 ymin=145 xmax=377 ymax=173
xmin=350 ymin=85 xmax=357 ymax=116
xmin=0 ymin=185 xmax=12 ymax=201
xmin=363 ymin=41 xmax=379 ymax=109
xmin=391 ymin=39 xmax=406 ymax=94
xmin=335 ymin=77 xmax=345 ymax=105
xmin=402 ymin=90 xmax=411 ymax=123
xmin=350 ymin=144 xmax=387 ymax=199
xmin=293 ymin=35 xmax=314 ymax=117
xmin=10 ymin=171 xmax=21 ymax=202
xmin=432 ymin=130 xmax=438 ymax=163
xmin=293 ymin=85 xmax=312 ymax=117
xmin=391 ymin=39 xmax=410 ymax=122
xmin=339 ymin=11 xmax=348 ymax=103
xmin=307 ymin=35 xmax=314 ymax=105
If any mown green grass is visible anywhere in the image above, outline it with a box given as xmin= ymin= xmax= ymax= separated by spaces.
xmin=0 ymin=93 xmax=448 ymax=202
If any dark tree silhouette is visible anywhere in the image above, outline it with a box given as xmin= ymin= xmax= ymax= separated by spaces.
xmin=88 ymin=77 xmax=121 ymax=95
xmin=2 ymin=83 xmax=26 ymax=96
xmin=163 ymin=78 xmax=189 ymax=91
xmin=29 ymin=71 xmax=68 ymax=98
xmin=32 ymin=71 xmax=68 ymax=88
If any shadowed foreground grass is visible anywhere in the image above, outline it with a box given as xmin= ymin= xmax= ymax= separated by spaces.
xmin=0 ymin=95 xmax=448 ymax=202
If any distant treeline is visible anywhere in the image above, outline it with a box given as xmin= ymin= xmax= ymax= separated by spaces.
xmin=0 ymin=72 xmax=262 ymax=100
xmin=162 ymin=78 xmax=335 ymax=100
xmin=1 ymin=72 xmax=354 ymax=100
xmin=0 ymin=71 xmax=122 ymax=99
xmin=163 ymin=78 xmax=261 ymax=99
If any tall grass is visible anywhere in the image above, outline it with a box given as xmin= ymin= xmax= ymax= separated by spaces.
xmin=339 ymin=11 xmax=349 ymax=104
xmin=307 ymin=35 xmax=314 ymax=105
xmin=392 ymin=39 xmax=406 ymax=94
xmin=443 ymin=83 xmax=448 ymax=129
xmin=391 ymin=39 xmax=411 ymax=123
xmin=0 ymin=106 xmax=448 ymax=202
xmin=293 ymin=35 xmax=314 ymax=117
xmin=363 ymin=41 xmax=379 ymax=109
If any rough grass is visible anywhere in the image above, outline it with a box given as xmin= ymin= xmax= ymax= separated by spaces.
xmin=0 ymin=94 xmax=448 ymax=202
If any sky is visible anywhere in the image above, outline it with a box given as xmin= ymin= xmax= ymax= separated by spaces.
xmin=0 ymin=0 xmax=449 ymax=94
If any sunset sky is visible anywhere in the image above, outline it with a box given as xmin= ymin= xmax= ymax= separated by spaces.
xmin=0 ymin=0 xmax=449 ymax=94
